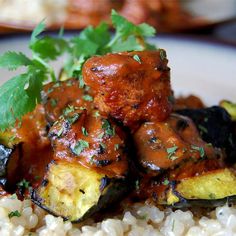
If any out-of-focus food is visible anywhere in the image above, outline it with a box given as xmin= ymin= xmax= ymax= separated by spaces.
xmin=0 ymin=0 xmax=211 ymax=32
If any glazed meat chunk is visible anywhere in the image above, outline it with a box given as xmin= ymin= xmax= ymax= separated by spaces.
xmin=82 ymin=50 xmax=173 ymax=130
xmin=42 ymin=78 xmax=94 ymax=125
xmin=133 ymin=114 xmax=223 ymax=175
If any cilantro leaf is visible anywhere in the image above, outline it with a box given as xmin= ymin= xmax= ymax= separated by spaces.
xmin=8 ymin=210 xmax=21 ymax=218
xmin=111 ymin=9 xmax=155 ymax=38
xmin=111 ymin=35 xmax=143 ymax=52
xmin=72 ymin=139 xmax=89 ymax=156
xmin=31 ymin=36 xmax=68 ymax=60
xmin=0 ymin=11 xmax=158 ymax=131
xmin=30 ymin=21 xmax=46 ymax=46
xmin=79 ymin=22 xmax=111 ymax=50
xmin=71 ymin=38 xmax=98 ymax=58
xmin=0 ymin=70 xmax=44 ymax=130
xmin=0 ymin=51 xmax=32 ymax=70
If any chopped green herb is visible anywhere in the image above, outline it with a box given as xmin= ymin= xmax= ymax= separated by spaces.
xmin=114 ymin=144 xmax=120 ymax=151
xmin=67 ymin=113 xmax=80 ymax=124
xmin=102 ymin=119 xmax=115 ymax=137
xmin=82 ymin=94 xmax=93 ymax=101
xmin=166 ymin=146 xmax=178 ymax=160
xmin=50 ymin=98 xmax=57 ymax=107
xmin=162 ymin=179 xmax=169 ymax=185
xmin=17 ymin=179 xmax=30 ymax=189
xmin=89 ymin=155 xmax=95 ymax=164
xmin=8 ymin=210 xmax=21 ymax=218
xmin=82 ymin=127 xmax=88 ymax=136
xmin=198 ymin=124 xmax=208 ymax=134
xmin=93 ymin=110 xmax=100 ymax=118
xmin=98 ymin=132 xmax=105 ymax=139
xmin=57 ymin=126 xmax=64 ymax=137
xmin=63 ymin=105 xmax=75 ymax=116
xmin=191 ymin=145 xmax=205 ymax=158
xmin=72 ymin=139 xmax=89 ymax=155
xmin=133 ymin=54 xmax=141 ymax=63
xmin=78 ymin=75 xmax=85 ymax=88
xmin=99 ymin=142 xmax=106 ymax=150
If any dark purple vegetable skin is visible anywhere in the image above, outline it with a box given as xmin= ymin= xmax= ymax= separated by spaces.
xmin=176 ymin=106 xmax=236 ymax=163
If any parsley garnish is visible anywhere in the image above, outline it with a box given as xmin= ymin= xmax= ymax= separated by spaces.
xmin=17 ymin=179 xmax=30 ymax=189
xmin=0 ymin=10 xmax=156 ymax=131
xmin=82 ymin=127 xmax=88 ymax=136
xmin=191 ymin=145 xmax=205 ymax=158
xmin=0 ymin=22 xmax=68 ymax=130
xmin=72 ymin=139 xmax=89 ymax=155
xmin=114 ymin=144 xmax=120 ymax=151
xmin=133 ymin=54 xmax=141 ymax=64
xmin=8 ymin=210 xmax=21 ymax=218
xmin=82 ymin=94 xmax=93 ymax=101
xmin=102 ymin=119 xmax=115 ymax=137
xmin=162 ymin=179 xmax=170 ymax=185
xmin=67 ymin=113 xmax=80 ymax=124
xmin=50 ymin=99 xmax=57 ymax=107
xmin=166 ymin=146 xmax=178 ymax=160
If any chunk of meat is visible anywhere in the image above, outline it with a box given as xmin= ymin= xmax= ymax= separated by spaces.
xmin=42 ymin=78 xmax=94 ymax=124
xmin=133 ymin=114 xmax=223 ymax=175
xmin=49 ymin=109 xmax=128 ymax=178
xmin=82 ymin=50 xmax=172 ymax=130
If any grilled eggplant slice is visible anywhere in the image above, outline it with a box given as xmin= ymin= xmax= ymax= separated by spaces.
xmin=0 ymin=144 xmax=21 ymax=191
xmin=220 ymin=100 xmax=236 ymax=121
xmin=0 ymin=105 xmax=53 ymax=192
xmin=176 ymin=106 xmax=236 ymax=162
xmin=49 ymin=108 xmax=129 ymax=177
xmin=32 ymin=160 xmax=128 ymax=222
xmin=165 ymin=168 xmax=236 ymax=207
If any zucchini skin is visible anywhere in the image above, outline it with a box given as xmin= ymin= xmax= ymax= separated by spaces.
xmin=159 ymin=168 xmax=236 ymax=207
xmin=31 ymin=160 xmax=129 ymax=222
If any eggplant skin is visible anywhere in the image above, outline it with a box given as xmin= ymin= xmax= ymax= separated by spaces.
xmin=164 ymin=168 xmax=236 ymax=207
xmin=31 ymin=160 xmax=128 ymax=222
xmin=0 ymin=144 xmax=21 ymax=191
xmin=0 ymin=144 xmax=12 ymax=177
xmin=176 ymin=106 xmax=236 ymax=162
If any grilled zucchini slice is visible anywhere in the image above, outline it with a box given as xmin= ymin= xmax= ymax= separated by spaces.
xmin=166 ymin=168 xmax=236 ymax=207
xmin=32 ymin=160 xmax=128 ymax=222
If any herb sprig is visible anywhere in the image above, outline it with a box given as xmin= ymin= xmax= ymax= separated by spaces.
xmin=0 ymin=10 xmax=156 ymax=130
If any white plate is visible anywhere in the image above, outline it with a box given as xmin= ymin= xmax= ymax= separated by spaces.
xmin=0 ymin=35 xmax=236 ymax=105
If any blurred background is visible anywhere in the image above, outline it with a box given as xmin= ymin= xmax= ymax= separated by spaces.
xmin=0 ymin=0 xmax=236 ymax=44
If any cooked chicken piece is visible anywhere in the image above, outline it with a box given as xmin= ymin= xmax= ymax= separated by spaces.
xmin=42 ymin=78 xmax=94 ymax=124
xmin=82 ymin=50 xmax=172 ymax=130
xmin=133 ymin=113 xmax=223 ymax=175
xmin=49 ymin=109 xmax=128 ymax=178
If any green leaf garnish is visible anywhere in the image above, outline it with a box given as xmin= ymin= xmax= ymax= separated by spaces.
xmin=0 ymin=10 xmax=157 ymax=131
xmin=0 ymin=52 xmax=32 ymax=70
xmin=72 ymin=139 xmax=89 ymax=155
xmin=8 ymin=210 xmax=21 ymax=218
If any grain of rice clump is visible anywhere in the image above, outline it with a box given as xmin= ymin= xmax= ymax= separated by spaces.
xmin=1 ymin=194 xmax=236 ymax=236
